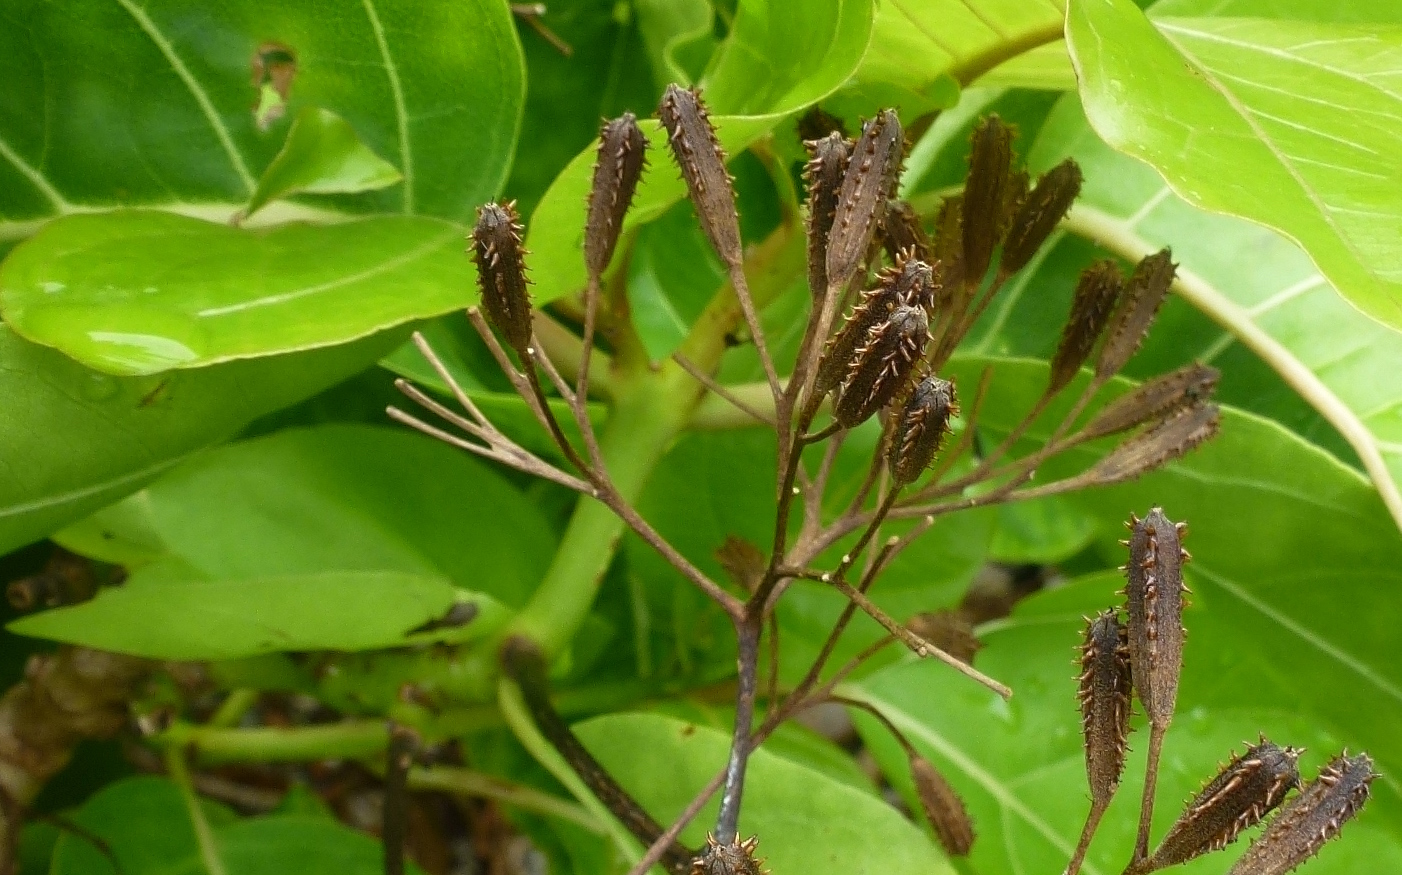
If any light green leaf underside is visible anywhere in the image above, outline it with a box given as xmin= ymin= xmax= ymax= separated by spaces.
xmin=1022 ymin=95 xmax=1402 ymax=532
xmin=0 ymin=211 xmax=472 ymax=375
xmin=1069 ymin=0 xmax=1402 ymax=332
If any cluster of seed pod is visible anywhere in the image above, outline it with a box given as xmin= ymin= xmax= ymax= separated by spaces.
xmin=1071 ymin=508 xmax=1375 ymax=875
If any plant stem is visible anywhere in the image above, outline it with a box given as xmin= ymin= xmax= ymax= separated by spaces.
xmin=165 ymin=745 xmax=226 ymax=875
xmin=716 ymin=615 xmax=761 ymax=842
xmin=1135 ymin=722 xmax=1168 ymax=863
xmin=1066 ymin=800 xmax=1109 ymax=875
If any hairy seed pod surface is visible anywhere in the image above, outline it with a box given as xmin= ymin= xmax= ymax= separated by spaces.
xmin=834 ymin=305 xmax=929 ymax=428
xmin=961 ymin=115 xmax=1014 ymax=287
xmin=1001 ymin=159 xmax=1083 ymax=274
xmin=814 ymin=270 xmax=909 ymax=397
xmin=911 ymin=755 xmax=976 ymax=856
xmin=888 ymin=376 xmax=957 ymax=486
xmin=882 ymin=199 xmax=931 ymax=266
xmin=1082 ymin=363 xmax=1220 ymax=442
xmin=1079 ymin=610 xmax=1133 ymax=810
xmin=1088 ymin=402 xmax=1220 ymax=486
xmin=1123 ymin=507 xmax=1188 ymax=727
xmin=1149 ymin=740 xmax=1301 ymax=870
xmin=584 ymin=113 xmax=648 ymax=280
xmin=804 ymin=132 xmax=853 ymax=300
xmin=1096 ymin=248 xmax=1176 ymax=379
xmin=658 ymin=85 xmax=742 ymax=267
xmin=1228 ymin=753 xmax=1375 ymax=875
xmin=826 ymin=109 xmax=905 ymax=293
xmin=1049 ymin=260 xmax=1123 ymax=394
xmin=692 ymin=833 xmax=765 ymax=875
xmin=471 ymin=201 xmax=534 ymax=355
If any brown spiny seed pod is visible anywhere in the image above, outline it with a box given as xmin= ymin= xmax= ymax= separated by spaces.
xmin=1144 ymin=740 xmax=1301 ymax=871
xmin=691 ymin=833 xmax=766 ymax=875
xmin=1001 ymin=159 xmax=1083 ymax=274
xmin=1079 ymin=610 xmax=1133 ymax=811
xmin=584 ymin=113 xmax=648 ymax=280
xmin=911 ymin=755 xmax=976 ymax=856
xmin=1123 ymin=507 xmax=1188 ymax=728
xmin=471 ymin=201 xmax=534 ymax=355
xmin=804 ymin=132 xmax=853 ymax=300
xmin=961 ymin=115 xmax=1015 ymax=287
xmin=826 ymin=109 xmax=905 ymax=293
xmin=834 ymin=305 xmax=929 ymax=428
xmin=930 ymin=195 xmax=966 ymax=309
xmin=1081 ymin=363 xmax=1220 ymax=442
xmin=1087 ymin=402 xmax=1220 ymax=486
xmin=814 ymin=267 xmax=912 ymax=397
xmin=887 ymin=376 xmax=957 ymax=486
xmin=1049 ymin=260 xmax=1123 ymax=394
xmin=1228 ymin=753 xmax=1375 ymax=875
xmin=658 ymin=84 xmax=742 ymax=268
xmin=882 ymin=199 xmax=931 ymax=265
xmin=1096 ymin=248 xmax=1176 ymax=379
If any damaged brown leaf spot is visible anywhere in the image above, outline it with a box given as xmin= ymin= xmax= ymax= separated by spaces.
xmin=716 ymin=537 xmax=767 ymax=593
xmin=252 ymin=42 xmax=298 ymax=131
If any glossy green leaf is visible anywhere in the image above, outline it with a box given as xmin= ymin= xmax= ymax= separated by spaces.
xmin=0 ymin=0 xmax=523 ymax=230
xmin=524 ymin=0 xmax=874 ymax=304
xmin=8 ymin=564 xmax=491 ymax=660
xmin=574 ymin=712 xmax=955 ymax=875
xmin=1068 ymin=0 xmax=1402 ymax=332
xmin=1017 ymin=94 xmax=1402 ymax=532
xmin=634 ymin=0 xmax=715 ymax=88
xmin=245 ymin=106 xmax=402 ymax=218
xmin=133 ymin=424 xmax=556 ymax=609
xmin=0 ymin=211 xmax=471 ymax=374
xmin=0 ymin=324 xmax=398 ymax=557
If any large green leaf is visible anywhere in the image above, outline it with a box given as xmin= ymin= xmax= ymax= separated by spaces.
xmin=1068 ymin=0 xmax=1402 ymax=332
xmin=0 ymin=324 xmax=398 ymax=556
xmin=524 ymin=0 xmax=874 ymax=304
xmin=0 ymin=210 xmax=471 ymax=374
xmin=574 ymin=712 xmax=955 ymax=875
xmin=0 ymin=0 xmax=523 ymax=228
xmin=1007 ymin=94 xmax=1402 ymax=533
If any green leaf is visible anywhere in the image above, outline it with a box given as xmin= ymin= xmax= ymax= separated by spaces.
xmin=0 ymin=210 xmax=470 ymax=375
xmin=1018 ymin=94 xmax=1402 ymax=533
xmin=1067 ymin=0 xmax=1402 ymax=332
xmin=8 ymin=565 xmax=489 ymax=660
xmin=574 ymin=712 xmax=955 ymax=874
xmin=988 ymin=496 xmax=1097 ymax=564
xmin=0 ymin=324 xmax=398 ymax=557
xmin=133 ymin=424 xmax=557 ymax=609
xmin=245 ymin=106 xmax=402 ymax=218
xmin=524 ymin=0 xmax=874 ymax=305
xmin=0 ymin=0 xmax=523 ymax=230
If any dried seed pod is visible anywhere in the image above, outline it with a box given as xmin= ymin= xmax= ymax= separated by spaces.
xmin=1001 ymin=159 xmax=1083 ymax=274
xmin=1087 ymin=403 xmax=1220 ymax=485
xmin=584 ymin=113 xmax=649 ymax=280
xmin=887 ymin=376 xmax=957 ymax=486
xmin=911 ymin=755 xmax=976 ymax=856
xmin=1096 ymin=248 xmax=1176 ymax=379
xmin=692 ymin=833 xmax=766 ymax=875
xmin=804 ymin=132 xmax=853 ymax=299
xmin=658 ymin=84 xmax=742 ymax=268
xmin=834 ymin=305 xmax=929 ymax=428
xmin=961 ymin=115 xmax=1015 ymax=287
xmin=882 ymin=199 xmax=931 ymax=265
xmin=1081 ymin=364 xmax=1220 ymax=442
xmin=471 ymin=201 xmax=534 ymax=355
xmin=906 ymin=610 xmax=981 ymax=665
xmin=1078 ymin=610 xmax=1133 ymax=810
xmin=1123 ymin=507 xmax=1188 ymax=728
xmin=1228 ymin=753 xmax=1376 ymax=875
xmin=930 ymin=195 xmax=966 ymax=308
xmin=1049 ymin=260 xmax=1123 ymax=394
xmin=814 ymin=268 xmax=911 ymax=397
xmin=1147 ymin=740 xmax=1301 ymax=870
xmin=826 ymin=109 xmax=905 ymax=293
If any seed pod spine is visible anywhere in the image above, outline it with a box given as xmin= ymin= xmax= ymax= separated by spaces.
xmin=1001 ymin=159 xmax=1083 ymax=274
xmin=584 ymin=113 xmax=648 ymax=281
xmin=1096 ymin=248 xmax=1176 ymax=379
xmin=826 ymin=109 xmax=905 ymax=293
xmin=1123 ymin=507 xmax=1188 ymax=728
xmin=692 ymin=833 xmax=766 ymax=875
xmin=887 ymin=376 xmax=957 ymax=486
xmin=1228 ymin=753 xmax=1375 ymax=875
xmin=1147 ymin=740 xmax=1301 ymax=870
xmin=1081 ymin=364 xmax=1220 ymax=442
xmin=1079 ymin=610 xmax=1133 ymax=811
xmin=657 ymin=84 xmax=743 ymax=268
xmin=1049 ymin=260 xmax=1123 ymax=394
xmin=961 ymin=115 xmax=1014 ymax=288
xmin=834 ymin=305 xmax=929 ymax=428
xmin=804 ymin=132 xmax=853 ymax=300
xmin=471 ymin=201 xmax=534 ymax=356
xmin=911 ymin=755 xmax=976 ymax=856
